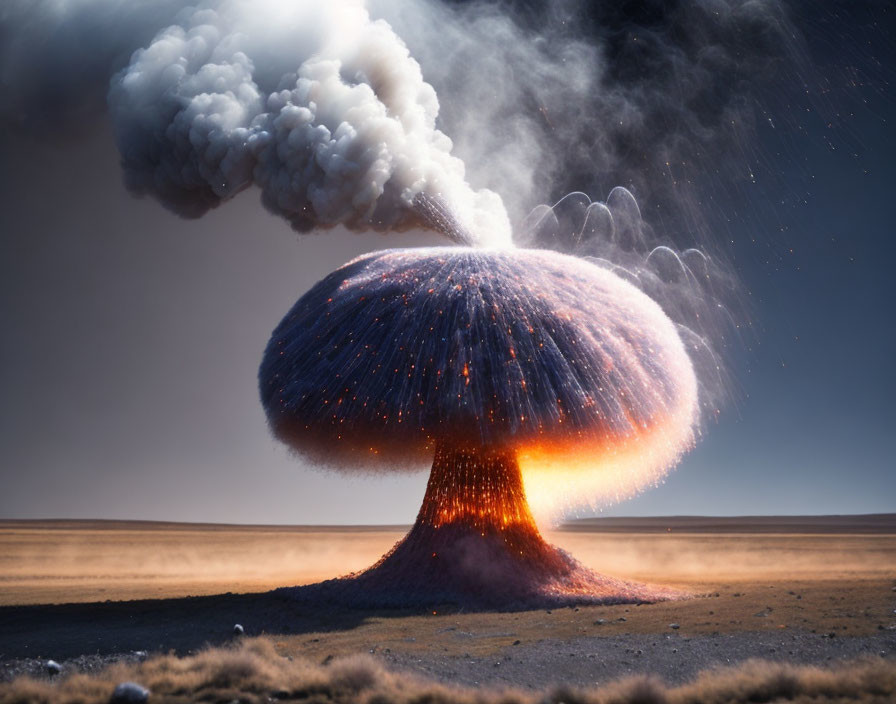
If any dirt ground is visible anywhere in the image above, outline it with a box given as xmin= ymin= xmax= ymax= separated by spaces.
xmin=1 ymin=517 xmax=894 ymax=690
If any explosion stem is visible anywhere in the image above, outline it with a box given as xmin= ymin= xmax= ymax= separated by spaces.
xmin=290 ymin=441 xmax=680 ymax=606
xmin=417 ymin=444 xmax=539 ymax=536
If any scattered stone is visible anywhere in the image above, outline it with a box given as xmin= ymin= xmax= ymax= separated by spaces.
xmin=46 ymin=660 xmax=61 ymax=676
xmin=109 ymin=682 xmax=149 ymax=704
xmin=513 ymin=640 xmax=521 ymax=646
xmin=669 ymin=623 xmax=680 ymax=630
xmin=617 ymin=617 xmax=627 ymax=622
xmin=132 ymin=651 xmax=147 ymax=659
xmin=233 ymin=624 xmax=244 ymax=636
xmin=593 ymin=619 xmax=606 ymax=625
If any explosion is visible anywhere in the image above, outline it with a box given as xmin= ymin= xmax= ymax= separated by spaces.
xmin=5 ymin=0 xmax=749 ymax=606
xmin=259 ymin=247 xmax=697 ymax=606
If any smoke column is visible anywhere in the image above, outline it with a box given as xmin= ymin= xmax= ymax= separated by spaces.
xmin=3 ymin=1 xmax=804 ymax=248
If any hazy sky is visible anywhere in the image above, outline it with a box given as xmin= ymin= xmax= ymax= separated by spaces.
xmin=1 ymin=1 xmax=893 ymax=524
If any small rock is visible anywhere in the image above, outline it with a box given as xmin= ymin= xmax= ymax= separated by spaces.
xmin=132 ymin=651 xmax=147 ymax=659
xmin=46 ymin=660 xmax=61 ymax=676
xmin=669 ymin=623 xmax=680 ymax=630
xmin=233 ymin=624 xmax=245 ymax=636
xmin=109 ymin=682 xmax=149 ymax=704
xmin=593 ymin=619 xmax=606 ymax=625
xmin=513 ymin=640 xmax=521 ymax=646
xmin=617 ymin=617 xmax=626 ymax=622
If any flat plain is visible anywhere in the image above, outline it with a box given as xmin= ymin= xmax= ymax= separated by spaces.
xmin=1 ymin=516 xmax=894 ymax=699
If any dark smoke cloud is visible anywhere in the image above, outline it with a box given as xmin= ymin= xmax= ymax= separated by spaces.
xmin=373 ymin=0 xmax=802 ymax=240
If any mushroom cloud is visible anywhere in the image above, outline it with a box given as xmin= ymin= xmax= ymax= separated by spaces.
xmin=260 ymin=247 xmax=698 ymax=605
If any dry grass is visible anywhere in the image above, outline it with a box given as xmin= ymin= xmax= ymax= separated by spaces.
xmin=1 ymin=638 xmax=894 ymax=704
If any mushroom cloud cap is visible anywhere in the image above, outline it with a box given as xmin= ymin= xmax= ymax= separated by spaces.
xmin=260 ymin=247 xmax=698 ymax=517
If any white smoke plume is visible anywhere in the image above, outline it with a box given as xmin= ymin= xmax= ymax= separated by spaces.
xmin=107 ymin=0 xmax=511 ymax=246
xmin=2 ymin=0 xmax=802 ymax=248
xmin=0 ymin=0 xmax=811 ymax=421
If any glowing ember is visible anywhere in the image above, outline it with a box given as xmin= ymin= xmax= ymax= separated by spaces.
xmin=260 ymin=246 xmax=697 ymax=606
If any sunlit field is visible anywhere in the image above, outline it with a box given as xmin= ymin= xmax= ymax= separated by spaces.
xmin=1 ymin=518 xmax=894 ymax=605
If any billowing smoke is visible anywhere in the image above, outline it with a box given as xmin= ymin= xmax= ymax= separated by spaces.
xmin=106 ymin=0 xmax=510 ymax=245
xmin=2 ymin=0 xmax=801 ymax=243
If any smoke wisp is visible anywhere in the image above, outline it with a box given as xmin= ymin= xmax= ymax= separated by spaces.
xmin=519 ymin=188 xmax=740 ymax=421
